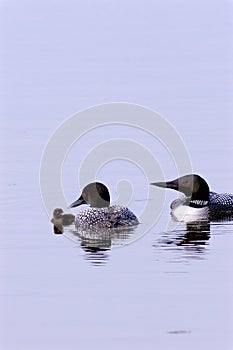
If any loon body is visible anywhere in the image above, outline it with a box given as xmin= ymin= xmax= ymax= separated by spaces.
xmin=69 ymin=182 xmax=139 ymax=228
xmin=151 ymin=174 xmax=233 ymax=222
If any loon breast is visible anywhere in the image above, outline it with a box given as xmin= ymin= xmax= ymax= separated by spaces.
xmin=171 ymin=192 xmax=233 ymax=222
xmin=171 ymin=204 xmax=209 ymax=222
xmin=74 ymin=205 xmax=139 ymax=229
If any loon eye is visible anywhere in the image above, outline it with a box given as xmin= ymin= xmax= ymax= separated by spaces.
xmin=180 ymin=180 xmax=189 ymax=187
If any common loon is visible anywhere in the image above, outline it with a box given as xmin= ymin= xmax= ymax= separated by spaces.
xmin=69 ymin=182 xmax=139 ymax=228
xmin=151 ymin=174 xmax=233 ymax=221
xmin=51 ymin=208 xmax=75 ymax=233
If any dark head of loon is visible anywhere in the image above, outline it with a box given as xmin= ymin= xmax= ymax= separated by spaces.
xmin=69 ymin=182 xmax=111 ymax=209
xmin=151 ymin=174 xmax=210 ymax=202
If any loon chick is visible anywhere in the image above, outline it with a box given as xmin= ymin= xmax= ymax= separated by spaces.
xmin=151 ymin=174 xmax=233 ymax=221
xmin=51 ymin=208 xmax=75 ymax=234
xmin=69 ymin=182 xmax=139 ymax=228
xmin=51 ymin=208 xmax=75 ymax=225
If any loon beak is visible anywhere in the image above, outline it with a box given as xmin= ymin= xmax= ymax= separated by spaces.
xmin=69 ymin=195 xmax=86 ymax=208
xmin=151 ymin=175 xmax=203 ymax=197
xmin=151 ymin=180 xmax=178 ymax=190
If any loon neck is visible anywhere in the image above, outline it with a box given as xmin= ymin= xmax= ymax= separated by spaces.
xmin=185 ymin=198 xmax=209 ymax=208
xmin=190 ymin=177 xmax=210 ymax=202
xmin=183 ymin=177 xmax=210 ymax=207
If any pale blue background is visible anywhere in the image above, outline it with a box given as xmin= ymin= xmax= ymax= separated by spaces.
xmin=0 ymin=1 xmax=233 ymax=350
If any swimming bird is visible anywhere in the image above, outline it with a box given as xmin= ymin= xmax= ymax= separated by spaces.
xmin=69 ymin=182 xmax=139 ymax=228
xmin=51 ymin=208 xmax=75 ymax=233
xmin=151 ymin=174 xmax=233 ymax=221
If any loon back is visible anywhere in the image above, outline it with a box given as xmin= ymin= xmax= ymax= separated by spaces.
xmin=74 ymin=205 xmax=139 ymax=229
xmin=208 ymin=192 xmax=233 ymax=219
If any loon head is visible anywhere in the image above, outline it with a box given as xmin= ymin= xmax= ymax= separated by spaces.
xmin=151 ymin=174 xmax=210 ymax=201
xmin=69 ymin=182 xmax=111 ymax=209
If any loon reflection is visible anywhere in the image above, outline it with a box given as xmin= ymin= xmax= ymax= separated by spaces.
xmin=73 ymin=226 xmax=139 ymax=265
xmin=53 ymin=223 xmax=139 ymax=265
xmin=174 ymin=221 xmax=210 ymax=247
xmin=154 ymin=221 xmax=211 ymax=259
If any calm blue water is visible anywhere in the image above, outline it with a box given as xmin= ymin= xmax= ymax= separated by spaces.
xmin=0 ymin=1 xmax=233 ymax=349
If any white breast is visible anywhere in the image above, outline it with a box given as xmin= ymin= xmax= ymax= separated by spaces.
xmin=172 ymin=205 xmax=209 ymax=222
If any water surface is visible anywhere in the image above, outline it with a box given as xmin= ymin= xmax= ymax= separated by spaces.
xmin=1 ymin=1 xmax=233 ymax=349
